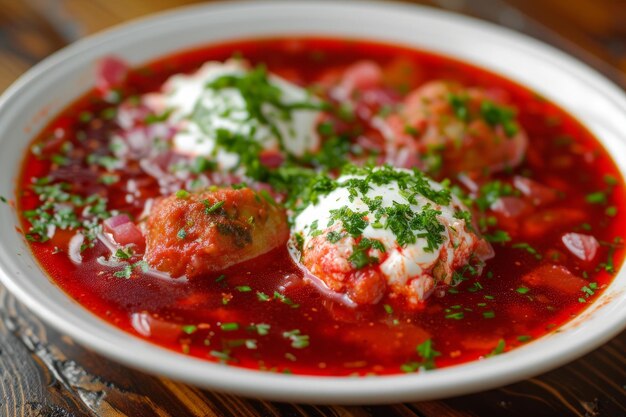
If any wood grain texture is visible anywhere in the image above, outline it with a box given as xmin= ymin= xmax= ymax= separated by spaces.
xmin=1 ymin=0 xmax=626 ymax=416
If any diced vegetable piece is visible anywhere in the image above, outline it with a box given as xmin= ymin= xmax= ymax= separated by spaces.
xmin=103 ymin=214 xmax=131 ymax=231
xmin=522 ymin=209 xmax=586 ymax=239
xmin=259 ymin=150 xmax=285 ymax=169
xmin=522 ymin=264 xmax=587 ymax=295
xmin=95 ymin=56 xmax=129 ymax=93
xmin=490 ymin=196 xmax=528 ymax=218
xmin=110 ymin=222 xmax=145 ymax=250
xmin=513 ymin=176 xmax=558 ymax=206
xmin=130 ymin=312 xmax=182 ymax=343
xmin=561 ymin=232 xmax=599 ymax=262
xmin=337 ymin=60 xmax=383 ymax=97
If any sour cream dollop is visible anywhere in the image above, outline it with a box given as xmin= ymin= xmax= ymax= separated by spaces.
xmin=144 ymin=60 xmax=321 ymax=171
xmin=292 ymin=166 xmax=493 ymax=305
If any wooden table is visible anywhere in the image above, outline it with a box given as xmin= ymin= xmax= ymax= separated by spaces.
xmin=1 ymin=1 xmax=625 ymax=416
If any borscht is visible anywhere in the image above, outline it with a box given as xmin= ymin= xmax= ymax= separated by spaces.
xmin=16 ymin=38 xmax=625 ymax=376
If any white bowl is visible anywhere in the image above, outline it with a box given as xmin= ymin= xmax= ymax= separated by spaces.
xmin=0 ymin=0 xmax=625 ymax=404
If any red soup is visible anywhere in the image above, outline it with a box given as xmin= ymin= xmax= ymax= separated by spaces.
xmin=18 ymin=38 xmax=625 ymax=376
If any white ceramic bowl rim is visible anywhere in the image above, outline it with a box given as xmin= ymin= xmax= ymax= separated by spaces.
xmin=0 ymin=0 xmax=625 ymax=404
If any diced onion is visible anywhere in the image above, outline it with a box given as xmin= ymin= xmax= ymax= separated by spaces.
xmin=96 ymin=232 xmax=119 ymax=254
xmin=96 ymin=256 xmax=125 ymax=268
xmin=562 ymin=233 xmax=599 ymax=262
xmin=68 ymin=233 xmax=84 ymax=264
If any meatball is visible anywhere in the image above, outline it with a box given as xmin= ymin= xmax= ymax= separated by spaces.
xmin=386 ymin=81 xmax=528 ymax=176
xmin=145 ymin=187 xmax=289 ymax=278
xmin=292 ymin=166 xmax=493 ymax=306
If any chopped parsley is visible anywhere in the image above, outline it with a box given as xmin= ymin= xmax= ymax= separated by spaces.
xmin=299 ymin=166 xmax=457 ymax=259
xmin=328 ymin=206 xmax=368 ymax=238
xmin=256 ymin=291 xmax=270 ymax=302
xmin=205 ymin=64 xmax=326 ymax=151
xmin=326 ymin=231 xmax=344 ymax=243
xmin=113 ymin=260 xmax=148 ymax=279
xmin=24 ymin=177 xmax=110 ymax=244
xmin=447 ymin=93 xmax=469 ymax=122
xmin=114 ymin=247 xmax=133 ymax=260
xmin=580 ymin=282 xmax=598 ymax=302
xmin=511 ymin=242 xmax=542 ymax=260
xmin=401 ymin=338 xmax=441 ymax=372
xmin=387 ymin=203 xmax=445 ymax=251
xmin=486 ymin=339 xmax=506 ymax=357
xmin=248 ymin=323 xmax=270 ymax=336
xmin=348 ymin=238 xmax=382 ymax=269
xmin=176 ymin=190 xmax=190 ymax=199
xmin=282 ymin=329 xmax=310 ymax=349
xmin=203 ymin=200 xmax=225 ymax=214
xmin=483 ymin=230 xmax=511 ymax=243
xmin=273 ymin=291 xmax=299 ymax=308
xmin=586 ymin=191 xmax=607 ymax=205
xmin=181 ymin=325 xmax=197 ymax=335
xmin=220 ymin=322 xmax=239 ymax=331
xmin=480 ymin=101 xmax=519 ymax=137
xmin=475 ymin=180 xmax=516 ymax=213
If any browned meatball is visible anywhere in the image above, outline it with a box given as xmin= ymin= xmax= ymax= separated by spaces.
xmin=386 ymin=81 xmax=528 ymax=176
xmin=145 ymin=188 xmax=289 ymax=278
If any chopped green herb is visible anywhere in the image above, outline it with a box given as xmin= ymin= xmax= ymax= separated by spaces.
xmin=416 ymin=339 xmax=441 ymax=370
xmin=209 ymin=350 xmax=232 ymax=361
xmin=204 ymin=200 xmax=225 ymax=214
xmin=482 ymin=311 xmax=495 ymax=319
xmin=256 ymin=291 xmax=270 ymax=302
xmin=248 ymin=323 xmax=271 ymax=336
xmin=603 ymin=175 xmax=618 ymax=186
xmin=221 ymin=322 xmax=239 ymax=332
xmin=283 ymin=329 xmax=310 ymax=349
xmin=86 ymin=154 xmax=119 ymax=171
xmin=348 ymin=238 xmax=381 ymax=269
xmin=445 ymin=311 xmax=464 ymax=320
xmin=99 ymin=174 xmax=119 ymax=185
xmin=273 ymin=291 xmax=299 ymax=308
xmin=586 ymin=191 xmax=607 ymax=205
xmin=181 ymin=325 xmax=197 ymax=335
xmin=486 ymin=339 xmax=506 ymax=357
xmin=447 ymin=93 xmax=469 ymax=122
xmin=326 ymin=230 xmax=344 ymax=243
xmin=401 ymin=339 xmax=441 ymax=372
xmin=512 ymin=242 xmax=542 ymax=260
xmin=483 ymin=230 xmax=511 ymax=243
xmin=113 ymin=265 xmax=133 ymax=279
xmin=144 ymin=109 xmax=173 ymax=124
xmin=176 ymin=190 xmax=190 ymax=199
xmin=480 ymin=101 xmax=519 ymax=137
xmin=475 ymin=181 xmax=516 ymax=212
xmin=114 ymin=247 xmax=133 ymax=260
